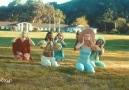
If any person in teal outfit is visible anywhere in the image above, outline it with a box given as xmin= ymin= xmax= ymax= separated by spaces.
xmin=75 ymin=29 xmax=99 ymax=73
xmin=54 ymin=33 xmax=67 ymax=61
xmin=90 ymin=36 xmax=106 ymax=68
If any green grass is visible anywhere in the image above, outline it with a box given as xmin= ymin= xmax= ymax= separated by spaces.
xmin=0 ymin=31 xmax=129 ymax=90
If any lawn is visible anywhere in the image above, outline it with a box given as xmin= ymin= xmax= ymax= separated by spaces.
xmin=0 ymin=31 xmax=129 ymax=90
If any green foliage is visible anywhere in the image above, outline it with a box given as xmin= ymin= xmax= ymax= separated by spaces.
xmin=33 ymin=27 xmax=40 ymax=32
xmin=1 ymin=0 xmax=129 ymax=34
xmin=73 ymin=16 xmax=89 ymax=27
xmin=12 ymin=26 xmax=17 ymax=31
xmin=52 ymin=0 xmax=129 ymax=34
xmin=110 ymin=29 xmax=120 ymax=34
xmin=116 ymin=18 xmax=127 ymax=34
xmin=0 ymin=1 xmax=65 ymax=24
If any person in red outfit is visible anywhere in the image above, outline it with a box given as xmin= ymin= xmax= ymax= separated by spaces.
xmin=11 ymin=31 xmax=35 ymax=60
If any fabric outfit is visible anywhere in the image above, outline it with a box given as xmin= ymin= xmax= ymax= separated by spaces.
xmin=54 ymin=41 xmax=67 ymax=61
xmin=39 ymin=40 xmax=61 ymax=67
xmin=41 ymin=56 xmax=59 ymax=66
xmin=12 ymin=38 xmax=31 ymax=60
xmin=90 ymin=51 xmax=106 ymax=67
xmin=76 ymin=48 xmax=95 ymax=73
xmin=90 ymin=37 xmax=106 ymax=68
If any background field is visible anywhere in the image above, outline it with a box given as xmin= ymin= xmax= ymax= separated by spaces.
xmin=0 ymin=31 xmax=129 ymax=90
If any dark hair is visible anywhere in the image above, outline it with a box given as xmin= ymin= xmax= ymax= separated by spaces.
xmin=96 ymin=39 xmax=104 ymax=45
xmin=44 ymin=31 xmax=53 ymax=41
xmin=76 ymin=30 xmax=80 ymax=36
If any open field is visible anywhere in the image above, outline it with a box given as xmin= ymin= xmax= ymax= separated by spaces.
xmin=0 ymin=31 xmax=129 ymax=90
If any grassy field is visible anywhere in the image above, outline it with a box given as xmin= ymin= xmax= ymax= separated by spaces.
xmin=0 ymin=31 xmax=129 ymax=90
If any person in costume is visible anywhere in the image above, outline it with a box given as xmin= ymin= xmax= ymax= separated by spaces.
xmin=75 ymin=29 xmax=100 ymax=73
xmin=38 ymin=32 xmax=62 ymax=67
xmin=90 ymin=36 xmax=106 ymax=68
xmin=11 ymin=31 xmax=35 ymax=60
xmin=54 ymin=33 xmax=67 ymax=61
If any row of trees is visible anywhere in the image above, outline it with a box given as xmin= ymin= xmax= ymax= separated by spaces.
xmin=51 ymin=0 xmax=129 ymax=34
xmin=0 ymin=0 xmax=65 ymax=24
xmin=0 ymin=0 xmax=129 ymax=34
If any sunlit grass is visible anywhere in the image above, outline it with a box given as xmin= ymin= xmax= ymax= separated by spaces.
xmin=0 ymin=31 xmax=129 ymax=90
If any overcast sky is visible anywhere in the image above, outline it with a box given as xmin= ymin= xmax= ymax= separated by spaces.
xmin=0 ymin=0 xmax=71 ymax=6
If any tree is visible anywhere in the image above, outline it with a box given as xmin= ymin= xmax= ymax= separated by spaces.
xmin=54 ymin=9 xmax=65 ymax=24
xmin=116 ymin=18 xmax=127 ymax=34
xmin=98 ymin=8 xmax=114 ymax=32
xmin=73 ymin=16 xmax=89 ymax=27
xmin=2 ymin=0 xmax=66 ymax=23
xmin=0 ymin=6 xmax=9 ymax=21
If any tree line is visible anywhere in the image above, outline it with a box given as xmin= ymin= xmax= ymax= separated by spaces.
xmin=51 ymin=0 xmax=129 ymax=34
xmin=0 ymin=0 xmax=129 ymax=34
xmin=0 ymin=0 xmax=65 ymax=24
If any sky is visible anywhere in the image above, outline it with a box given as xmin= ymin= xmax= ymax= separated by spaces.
xmin=0 ymin=0 xmax=71 ymax=6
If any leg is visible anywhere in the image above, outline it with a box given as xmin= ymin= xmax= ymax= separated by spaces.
xmin=85 ymin=63 xmax=95 ymax=73
xmin=41 ymin=55 xmax=51 ymax=66
xmin=76 ymin=63 xmax=85 ymax=72
xmin=24 ymin=53 xmax=30 ymax=60
xmin=95 ymin=61 xmax=106 ymax=68
xmin=90 ymin=61 xmax=96 ymax=67
xmin=15 ymin=52 xmax=23 ymax=60
xmin=50 ymin=57 xmax=60 ymax=67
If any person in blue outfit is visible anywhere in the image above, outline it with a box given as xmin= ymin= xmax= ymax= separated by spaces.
xmin=75 ymin=29 xmax=100 ymax=73
xmin=90 ymin=36 xmax=106 ymax=68
xmin=54 ymin=33 xmax=67 ymax=61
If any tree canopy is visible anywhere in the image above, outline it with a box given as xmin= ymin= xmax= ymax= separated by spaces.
xmin=51 ymin=0 xmax=129 ymax=34
xmin=1 ymin=0 xmax=129 ymax=34
xmin=0 ymin=0 xmax=65 ymax=24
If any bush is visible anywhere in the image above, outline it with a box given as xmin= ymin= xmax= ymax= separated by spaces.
xmin=110 ymin=29 xmax=120 ymax=34
xmin=33 ymin=28 xmax=40 ymax=32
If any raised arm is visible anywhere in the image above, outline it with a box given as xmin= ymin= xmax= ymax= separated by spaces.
xmin=75 ymin=36 xmax=84 ymax=49
xmin=38 ymin=40 xmax=47 ymax=49
xmin=29 ymin=38 xmax=35 ymax=46
xmin=75 ymin=42 xmax=84 ymax=49
xmin=99 ymin=45 xmax=105 ymax=55
xmin=11 ymin=37 xmax=18 ymax=43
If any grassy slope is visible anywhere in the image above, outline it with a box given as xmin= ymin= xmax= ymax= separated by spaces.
xmin=0 ymin=31 xmax=129 ymax=90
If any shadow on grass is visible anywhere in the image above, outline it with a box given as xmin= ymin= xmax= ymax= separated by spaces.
xmin=102 ymin=56 xmax=129 ymax=61
xmin=1 ymin=37 xmax=129 ymax=51
xmin=105 ymin=39 xmax=129 ymax=52
xmin=57 ymin=67 xmax=77 ymax=75
xmin=0 ymin=37 xmax=43 ymax=47
xmin=0 ymin=37 xmax=76 ymax=48
xmin=0 ymin=56 xmax=13 ymax=60
xmin=0 ymin=59 xmax=41 ymax=66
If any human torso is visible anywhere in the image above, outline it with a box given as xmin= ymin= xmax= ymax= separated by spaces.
xmin=16 ymin=38 xmax=30 ymax=54
xmin=78 ymin=48 xmax=91 ymax=63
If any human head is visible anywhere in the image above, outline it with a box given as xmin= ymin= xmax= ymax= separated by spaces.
xmin=45 ymin=31 xmax=53 ymax=41
xmin=83 ymin=33 xmax=91 ymax=40
xmin=78 ymin=29 xmax=95 ymax=43
xmin=56 ymin=33 xmax=64 ymax=41
xmin=21 ymin=31 xmax=28 ymax=38
xmin=96 ymin=37 xmax=106 ymax=46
